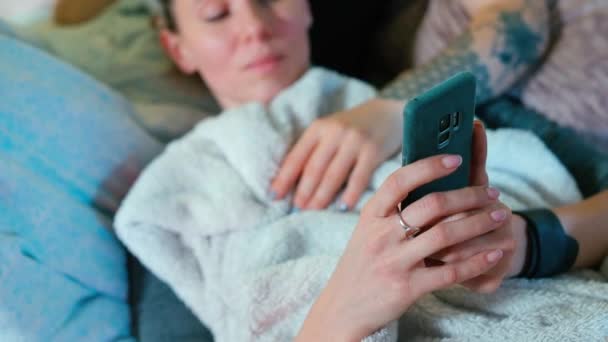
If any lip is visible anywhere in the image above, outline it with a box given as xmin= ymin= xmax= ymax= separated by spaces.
xmin=245 ymin=54 xmax=285 ymax=72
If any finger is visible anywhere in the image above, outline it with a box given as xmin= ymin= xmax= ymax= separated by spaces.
xmin=470 ymin=120 xmax=489 ymax=187
xmin=461 ymin=274 xmax=502 ymax=294
xmin=307 ymin=137 xmax=359 ymax=210
xmin=461 ymin=257 xmax=511 ymax=293
xmin=364 ymin=154 xmax=463 ymax=217
xmin=431 ymin=230 xmax=516 ymax=264
xmin=438 ymin=211 xmax=472 ymax=224
xmin=401 ymin=204 xmax=511 ymax=266
xmin=340 ymin=145 xmax=381 ymax=210
xmin=294 ymin=138 xmax=340 ymax=208
xmin=462 ymin=248 xmax=513 ymax=293
xmin=271 ymin=127 xmax=319 ymax=199
xmin=410 ymin=249 xmax=504 ymax=297
xmin=399 ymin=185 xmax=500 ymax=228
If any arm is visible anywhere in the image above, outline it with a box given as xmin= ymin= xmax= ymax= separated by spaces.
xmin=505 ymin=191 xmax=608 ymax=278
xmin=478 ymin=97 xmax=608 ymax=197
xmin=478 ymin=96 xmax=608 ymax=275
xmin=555 ymin=191 xmax=608 ymax=269
xmin=381 ymin=0 xmax=552 ymax=105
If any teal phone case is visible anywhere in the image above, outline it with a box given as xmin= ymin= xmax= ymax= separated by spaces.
xmin=401 ymin=72 xmax=476 ymax=208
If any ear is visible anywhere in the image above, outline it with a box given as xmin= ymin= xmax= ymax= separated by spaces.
xmin=159 ymin=29 xmax=197 ymax=74
xmin=306 ymin=12 xmax=313 ymax=29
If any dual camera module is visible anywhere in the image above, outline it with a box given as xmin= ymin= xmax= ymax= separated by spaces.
xmin=438 ymin=112 xmax=461 ymax=148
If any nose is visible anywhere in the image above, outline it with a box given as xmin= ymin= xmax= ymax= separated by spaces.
xmin=238 ymin=1 xmax=273 ymax=43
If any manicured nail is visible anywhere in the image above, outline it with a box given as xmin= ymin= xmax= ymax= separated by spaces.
xmin=486 ymin=249 xmax=503 ymax=263
xmin=487 ymin=187 xmax=500 ymax=200
xmin=442 ymin=155 xmax=462 ymax=169
xmin=490 ymin=209 xmax=507 ymax=222
xmin=338 ymin=202 xmax=349 ymax=212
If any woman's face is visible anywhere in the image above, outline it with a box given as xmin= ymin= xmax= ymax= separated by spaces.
xmin=163 ymin=0 xmax=312 ymax=108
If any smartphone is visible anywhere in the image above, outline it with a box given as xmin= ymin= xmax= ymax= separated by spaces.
xmin=400 ymin=71 xmax=476 ymax=209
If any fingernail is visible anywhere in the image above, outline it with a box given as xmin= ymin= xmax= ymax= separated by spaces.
xmin=486 ymin=187 xmax=500 ymax=200
xmin=490 ymin=209 xmax=507 ymax=222
xmin=292 ymin=207 xmax=301 ymax=213
xmin=442 ymin=155 xmax=462 ymax=169
xmin=486 ymin=249 xmax=503 ymax=263
xmin=338 ymin=202 xmax=349 ymax=212
xmin=270 ymin=191 xmax=277 ymax=200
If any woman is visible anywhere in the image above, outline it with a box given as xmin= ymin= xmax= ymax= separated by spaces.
xmin=112 ymin=0 xmax=608 ymax=340
xmin=45 ymin=0 xmax=608 ymax=338
xmin=153 ymin=0 xmax=608 ymax=279
xmin=54 ymin=0 xmax=608 ymax=281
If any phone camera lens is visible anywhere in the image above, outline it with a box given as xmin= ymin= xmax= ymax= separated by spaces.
xmin=439 ymin=114 xmax=451 ymax=132
xmin=438 ymin=131 xmax=450 ymax=146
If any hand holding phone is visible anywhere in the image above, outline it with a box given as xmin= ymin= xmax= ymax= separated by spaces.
xmin=400 ymin=71 xmax=476 ymax=209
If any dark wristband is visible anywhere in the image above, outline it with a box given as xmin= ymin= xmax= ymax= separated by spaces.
xmin=515 ymin=209 xmax=579 ymax=278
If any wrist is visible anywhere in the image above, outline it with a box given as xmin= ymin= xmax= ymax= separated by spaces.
xmin=296 ymin=293 xmax=362 ymax=342
xmin=366 ymin=98 xmax=406 ymax=158
xmin=367 ymin=98 xmax=405 ymax=116
xmin=513 ymin=209 xmax=579 ymax=278
xmin=507 ymin=214 xmax=528 ymax=278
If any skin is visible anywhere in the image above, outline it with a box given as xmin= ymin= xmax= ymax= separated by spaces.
xmin=159 ymin=0 xmax=312 ymax=108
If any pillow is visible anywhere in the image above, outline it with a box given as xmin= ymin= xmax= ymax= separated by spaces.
xmin=0 ymin=157 xmax=133 ymax=340
xmin=0 ymin=17 xmax=16 ymax=37
xmin=16 ymin=0 xmax=220 ymax=142
xmin=0 ymin=33 xmax=161 ymax=340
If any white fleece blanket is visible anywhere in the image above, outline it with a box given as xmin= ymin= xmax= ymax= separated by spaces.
xmin=115 ymin=68 xmax=608 ymax=341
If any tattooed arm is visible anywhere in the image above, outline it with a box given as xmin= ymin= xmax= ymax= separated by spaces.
xmin=381 ymin=0 xmax=552 ymax=104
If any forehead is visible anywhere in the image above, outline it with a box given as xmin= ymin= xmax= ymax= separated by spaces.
xmin=172 ymin=0 xmax=219 ymax=14
xmin=176 ymin=0 xmax=208 ymax=7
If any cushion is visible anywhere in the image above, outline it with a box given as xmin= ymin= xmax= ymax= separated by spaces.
xmin=0 ymin=17 xmax=16 ymax=36
xmin=0 ymin=28 xmax=213 ymax=342
xmin=0 ymin=32 xmax=161 ymax=340
xmin=15 ymin=0 xmax=220 ymax=142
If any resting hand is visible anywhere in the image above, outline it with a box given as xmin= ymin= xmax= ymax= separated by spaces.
xmin=270 ymin=98 xmax=403 ymax=211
